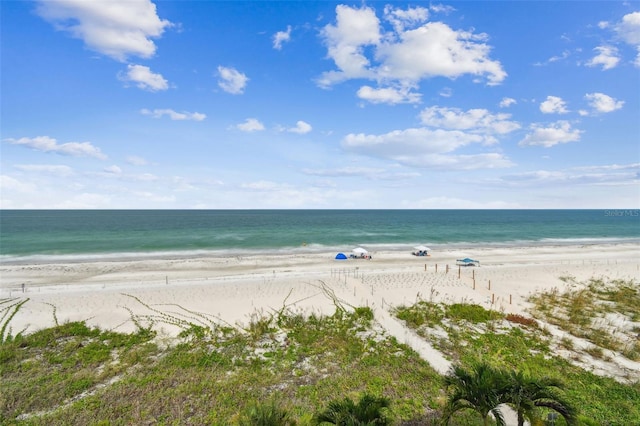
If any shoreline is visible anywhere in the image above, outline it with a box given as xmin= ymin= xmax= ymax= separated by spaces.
xmin=2 ymin=238 xmax=639 ymax=266
xmin=1 ymin=242 xmax=638 ymax=339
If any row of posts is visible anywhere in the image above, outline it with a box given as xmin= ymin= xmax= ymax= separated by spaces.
xmin=425 ymin=263 xmax=512 ymax=305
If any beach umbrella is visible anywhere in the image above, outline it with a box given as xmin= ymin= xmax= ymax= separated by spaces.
xmin=352 ymin=247 xmax=368 ymax=254
xmin=414 ymin=245 xmax=431 ymax=252
xmin=335 ymin=253 xmax=348 ymax=260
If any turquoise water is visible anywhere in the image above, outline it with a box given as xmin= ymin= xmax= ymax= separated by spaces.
xmin=1 ymin=210 xmax=638 ymax=262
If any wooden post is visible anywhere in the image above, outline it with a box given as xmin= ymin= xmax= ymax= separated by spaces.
xmin=472 ymin=269 xmax=475 ymax=279
xmin=435 ymin=264 xmax=438 ymax=272
xmin=492 ymin=293 xmax=495 ymax=304
xmin=446 ymin=265 xmax=449 ymax=273
xmin=488 ymin=280 xmax=491 ymax=290
xmin=473 ymin=279 xmax=475 ymax=290
xmin=458 ymin=266 xmax=461 ymax=279
xmin=509 ymin=294 xmax=512 ymax=304
xmin=424 ymin=264 xmax=427 ymax=271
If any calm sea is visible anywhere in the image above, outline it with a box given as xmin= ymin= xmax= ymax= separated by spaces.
xmin=1 ymin=210 xmax=638 ymax=263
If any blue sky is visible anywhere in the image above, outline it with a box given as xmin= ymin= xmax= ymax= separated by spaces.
xmin=1 ymin=1 xmax=639 ymax=209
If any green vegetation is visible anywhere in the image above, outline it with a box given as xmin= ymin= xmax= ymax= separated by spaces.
xmin=528 ymin=278 xmax=640 ymax=360
xmin=442 ymin=361 xmax=576 ymax=426
xmin=393 ymin=278 xmax=640 ymax=425
xmin=1 ymin=304 xmax=444 ymax=425
xmin=1 ymin=278 xmax=638 ymax=425
xmin=314 ymin=393 xmax=392 ymax=425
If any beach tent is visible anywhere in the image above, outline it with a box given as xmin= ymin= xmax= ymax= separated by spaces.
xmin=335 ymin=252 xmax=348 ymax=260
xmin=456 ymin=258 xmax=479 ymax=266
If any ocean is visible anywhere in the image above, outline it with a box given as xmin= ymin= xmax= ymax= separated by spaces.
xmin=1 ymin=210 xmax=638 ymax=263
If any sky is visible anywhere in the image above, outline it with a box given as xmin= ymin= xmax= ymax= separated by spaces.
xmin=1 ymin=1 xmax=639 ymax=209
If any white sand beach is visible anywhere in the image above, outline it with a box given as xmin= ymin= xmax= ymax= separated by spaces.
xmin=2 ymin=243 xmax=638 ymax=339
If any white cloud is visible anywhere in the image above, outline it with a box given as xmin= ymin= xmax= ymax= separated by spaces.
xmin=103 ymin=165 xmax=122 ymax=174
xmin=409 ymin=196 xmax=519 ymax=209
xmin=573 ymin=163 xmax=640 ymax=172
xmin=217 ymin=66 xmax=248 ymax=94
xmin=377 ymin=22 xmax=506 ymax=85
xmin=119 ymin=64 xmax=168 ymax=91
xmin=287 ymin=120 xmax=312 ymax=134
xmin=4 ymin=136 xmax=107 ymax=159
xmin=356 ymin=85 xmax=421 ymax=104
xmin=548 ymin=49 xmax=571 ymax=63
xmin=342 ymin=127 xmax=512 ymax=169
xmin=419 ymin=106 xmax=520 ymax=139
xmin=429 ymin=4 xmax=456 ymax=15
xmin=303 ymin=166 xmax=386 ymax=177
xmin=383 ymin=4 xmax=429 ymax=33
xmin=236 ymin=118 xmax=265 ymax=132
xmin=241 ymin=180 xmax=284 ymax=191
xmin=499 ymin=97 xmax=516 ymax=108
xmin=0 ymin=175 xmax=38 ymax=194
xmin=318 ymin=4 xmax=380 ymax=85
xmin=614 ymin=11 xmax=640 ymax=67
xmin=303 ymin=166 xmax=420 ymax=181
xmin=141 ymin=108 xmax=206 ymax=121
xmin=35 ymin=0 xmax=171 ymax=61
xmin=126 ymin=156 xmax=148 ymax=166
xmin=318 ymin=5 xmax=506 ymax=101
xmin=584 ymin=92 xmax=624 ymax=113
xmin=501 ymin=163 xmax=639 ymax=186
xmin=439 ymin=87 xmax=453 ymax=98
xmin=14 ymin=164 xmax=74 ymax=176
xmin=519 ymin=121 xmax=583 ymax=148
xmin=539 ymin=96 xmax=569 ymax=114
xmin=586 ymin=45 xmax=620 ymax=70
xmin=273 ymin=25 xmax=292 ymax=50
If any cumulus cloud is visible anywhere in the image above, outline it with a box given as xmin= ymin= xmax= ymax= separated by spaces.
xmin=217 ymin=66 xmax=248 ymax=94
xmin=236 ymin=118 xmax=265 ymax=132
xmin=141 ymin=108 xmax=206 ymax=121
xmin=318 ymin=5 xmax=506 ymax=104
xmin=287 ymin=120 xmax=312 ymax=134
xmin=540 ymin=96 xmax=569 ymax=114
xmin=342 ymin=127 xmax=512 ymax=169
xmin=4 ymin=136 xmax=107 ymax=159
xmin=419 ymin=106 xmax=520 ymax=136
xmin=519 ymin=121 xmax=583 ymax=148
xmin=35 ymin=0 xmax=171 ymax=61
xmin=584 ymin=92 xmax=624 ymax=113
xmin=383 ymin=4 xmax=429 ymax=33
xmin=273 ymin=25 xmax=292 ymax=50
xmin=119 ymin=64 xmax=168 ymax=91
xmin=499 ymin=97 xmax=516 ymax=108
xmin=357 ymin=85 xmax=421 ymax=104
xmin=614 ymin=11 xmax=640 ymax=67
xmin=586 ymin=45 xmax=620 ymax=70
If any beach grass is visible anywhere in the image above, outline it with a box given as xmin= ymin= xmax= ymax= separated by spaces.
xmin=1 ymin=278 xmax=639 ymax=425
xmin=1 ymin=305 xmax=456 ymax=425
xmin=393 ymin=278 xmax=640 ymax=425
